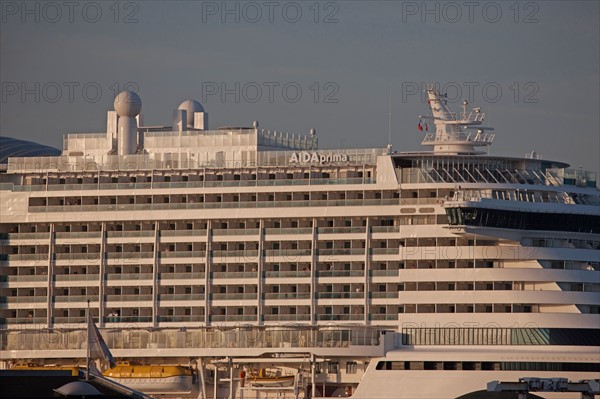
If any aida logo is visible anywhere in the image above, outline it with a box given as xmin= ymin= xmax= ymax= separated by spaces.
xmin=289 ymin=152 xmax=348 ymax=164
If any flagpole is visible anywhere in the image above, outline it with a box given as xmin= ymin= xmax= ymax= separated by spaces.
xmin=86 ymin=299 xmax=90 ymax=381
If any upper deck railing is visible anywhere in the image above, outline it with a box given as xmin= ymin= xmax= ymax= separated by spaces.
xmin=6 ymin=148 xmax=385 ymax=173
xmin=399 ymin=166 xmax=598 ymax=189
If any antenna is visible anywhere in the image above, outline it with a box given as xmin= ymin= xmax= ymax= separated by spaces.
xmin=388 ymin=84 xmax=392 ymax=146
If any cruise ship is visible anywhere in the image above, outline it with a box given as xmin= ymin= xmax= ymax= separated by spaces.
xmin=0 ymin=88 xmax=598 ymax=398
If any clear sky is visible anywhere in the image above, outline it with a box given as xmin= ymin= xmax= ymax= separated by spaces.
xmin=1 ymin=1 xmax=599 ymax=173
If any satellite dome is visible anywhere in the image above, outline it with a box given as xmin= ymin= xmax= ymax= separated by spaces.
xmin=114 ymin=91 xmax=142 ymax=117
xmin=178 ymin=99 xmax=205 ymax=127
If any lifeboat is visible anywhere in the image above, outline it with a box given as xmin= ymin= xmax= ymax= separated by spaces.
xmin=245 ymin=368 xmax=295 ymax=387
xmin=102 ymin=361 xmax=194 ymax=394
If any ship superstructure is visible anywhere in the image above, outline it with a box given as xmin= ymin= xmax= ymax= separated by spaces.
xmin=0 ymin=90 xmax=598 ymax=398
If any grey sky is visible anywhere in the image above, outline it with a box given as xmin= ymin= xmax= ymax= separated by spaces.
xmin=1 ymin=1 xmax=599 ymax=174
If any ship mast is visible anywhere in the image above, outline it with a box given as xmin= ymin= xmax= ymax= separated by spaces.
xmin=419 ymin=87 xmax=495 ymax=154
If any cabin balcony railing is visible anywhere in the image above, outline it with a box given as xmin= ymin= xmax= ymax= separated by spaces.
xmin=159 ymin=272 xmax=205 ymax=280
xmin=369 ymin=292 xmax=398 ymax=299
xmin=159 ymin=293 xmax=205 ymax=301
xmin=316 ymin=270 xmax=364 ymax=278
xmin=209 ymin=315 xmax=258 ymax=322
xmin=262 ymin=314 xmax=311 ymax=322
xmin=5 ymin=275 xmax=48 ymax=282
xmin=103 ymin=316 xmax=152 ymax=323
xmin=28 ymin=198 xmax=400 ymax=213
xmin=315 ymin=292 xmax=364 ymax=299
xmin=160 ymin=251 xmax=206 ymax=259
xmin=2 ymin=296 xmax=47 ymax=303
xmin=263 ymin=270 xmax=311 ymax=278
xmin=317 ymin=248 xmax=364 ymax=256
xmin=105 ymin=294 xmax=153 ymax=302
xmin=264 ymin=227 xmax=313 ymax=235
xmin=317 ymin=226 xmax=365 ymax=234
xmin=210 ymin=293 xmax=258 ymax=300
xmin=263 ymin=249 xmax=312 ymax=258
xmin=262 ymin=292 xmax=311 ymax=300
xmin=160 ymin=229 xmax=208 ymax=237
xmin=7 ymin=254 xmax=49 ymax=262
xmin=106 ymin=231 xmax=155 ymax=238
xmin=212 ymin=228 xmax=260 ymax=236
xmin=157 ymin=315 xmax=204 ymax=323
xmin=106 ymin=273 xmax=153 ymax=281
xmin=316 ymin=314 xmax=364 ymax=321
xmin=55 ymin=231 xmax=102 ymax=239
xmin=7 ymin=177 xmax=377 ymax=193
xmin=211 ymin=271 xmax=258 ymax=279
xmin=54 ymin=274 xmax=99 ymax=281
xmin=369 ymin=270 xmax=399 ymax=277
xmin=54 ymin=295 xmax=99 ymax=303
xmin=7 ymin=232 xmax=51 ymax=240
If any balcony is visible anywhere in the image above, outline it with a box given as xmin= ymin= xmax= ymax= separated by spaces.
xmin=160 ymin=251 xmax=206 ymax=259
xmin=159 ymin=294 xmax=205 ymax=301
xmin=54 ymin=295 xmax=99 ymax=303
xmin=158 ymin=315 xmax=204 ymax=323
xmin=106 ymin=273 xmax=153 ymax=281
xmin=55 ymin=231 xmax=102 ymax=239
xmin=316 ymin=314 xmax=364 ymax=321
xmin=160 ymin=272 xmax=205 ymax=280
xmin=211 ymin=271 xmax=258 ymax=279
xmin=317 ymin=248 xmax=364 ymax=257
xmin=317 ymin=226 xmax=366 ymax=234
xmin=2 ymin=296 xmax=47 ymax=303
xmin=262 ymin=314 xmax=311 ymax=322
xmin=106 ymin=231 xmax=155 ymax=238
xmin=4 ymin=275 xmax=48 ymax=282
xmin=4 ymin=317 xmax=48 ymax=324
xmin=53 ymin=274 xmax=99 ymax=283
xmin=263 ymin=292 xmax=311 ymax=300
xmin=316 ymin=270 xmax=364 ymax=278
xmin=105 ymin=294 xmax=153 ymax=302
xmin=103 ymin=316 xmax=152 ymax=323
xmin=316 ymin=292 xmax=364 ymax=299
xmin=7 ymin=232 xmax=51 ymax=240
xmin=369 ymin=314 xmax=399 ymax=321
xmin=263 ymin=270 xmax=311 ymax=278
xmin=55 ymin=253 xmax=101 ymax=261
xmin=369 ymin=292 xmax=398 ymax=299
xmin=212 ymin=228 xmax=260 ymax=236
xmin=52 ymin=316 xmax=87 ymax=324
xmin=264 ymin=227 xmax=312 ymax=236
xmin=210 ymin=315 xmax=258 ymax=322
xmin=160 ymin=229 xmax=208 ymax=237
xmin=210 ymin=293 xmax=258 ymax=301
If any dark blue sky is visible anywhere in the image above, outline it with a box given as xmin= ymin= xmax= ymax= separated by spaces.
xmin=1 ymin=1 xmax=598 ymax=173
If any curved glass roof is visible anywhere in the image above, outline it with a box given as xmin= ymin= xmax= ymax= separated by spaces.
xmin=0 ymin=136 xmax=61 ymax=164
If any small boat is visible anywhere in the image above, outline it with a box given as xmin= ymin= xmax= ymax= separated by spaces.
xmin=102 ymin=361 xmax=194 ymax=394
xmin=245 ymin=368 xmax=295 ymax=387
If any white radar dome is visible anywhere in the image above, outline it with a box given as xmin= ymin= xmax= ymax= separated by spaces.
xmin=178 ymin=99 xmax=205 ymax=126
xmin=114 ymin=91 xmax=142 ymax=117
